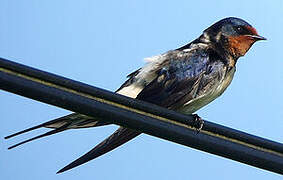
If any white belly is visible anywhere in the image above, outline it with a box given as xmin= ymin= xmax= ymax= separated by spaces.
xmin=179 ymin=67 xmax=236 ymax=114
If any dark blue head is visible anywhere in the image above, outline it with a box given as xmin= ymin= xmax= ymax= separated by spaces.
xmin=204 ymin=17 xmax=265 ymax=40
xmin=203 ymin=17 xmax=266 ymax=58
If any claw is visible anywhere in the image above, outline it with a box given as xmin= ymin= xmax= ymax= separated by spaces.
xmin=192 ymin=114 xmax=204 ymax=133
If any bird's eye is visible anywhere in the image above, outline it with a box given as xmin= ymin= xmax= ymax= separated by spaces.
xmin=234 ymin=26 xmax=249 ymax=35
xmin=236 ymin=26 xmax=243 ymax=32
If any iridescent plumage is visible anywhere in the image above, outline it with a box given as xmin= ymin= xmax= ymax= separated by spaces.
xmin=5 ymin=17 xmax=266 ymax=173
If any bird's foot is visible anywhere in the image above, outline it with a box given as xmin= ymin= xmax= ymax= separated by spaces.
xmin=192 ymin=114 xmax=204 ymax=133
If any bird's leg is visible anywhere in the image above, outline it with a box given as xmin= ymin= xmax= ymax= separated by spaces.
xmin=192 ymin=114 xmax=204 ymax=133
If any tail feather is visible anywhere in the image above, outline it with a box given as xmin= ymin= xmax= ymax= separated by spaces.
xmin=57 ymin=127 xmax=141 ymax=174
xmin=5 ymin=113 xmax=111 ymax=149
xmin=8 ymin=123 xmax=71 ymax=149
xmin=5 ymin=123 xmax=47 ymax=140
xmin=4 ymin=114 xmax=73 ymax=139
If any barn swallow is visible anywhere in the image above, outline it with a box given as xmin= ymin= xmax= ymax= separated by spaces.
xmin=5 ymin=17 xmax=266 ymax=173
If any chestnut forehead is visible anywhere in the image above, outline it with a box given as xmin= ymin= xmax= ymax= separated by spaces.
xmin=245 ymin=26 xmax=258 ymax=35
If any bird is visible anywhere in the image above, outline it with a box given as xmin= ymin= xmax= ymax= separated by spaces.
xmin=5 ymin=17 xmax=266 ymax=173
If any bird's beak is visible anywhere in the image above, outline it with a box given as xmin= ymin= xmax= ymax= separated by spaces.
xmin=245 ymin=34 xmax=267 ymax=41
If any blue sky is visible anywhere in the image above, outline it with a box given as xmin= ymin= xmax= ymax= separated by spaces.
xmin=1 ymin=1 xmax=282 ymax=179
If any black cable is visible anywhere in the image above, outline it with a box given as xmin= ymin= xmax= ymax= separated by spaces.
xmin=0 ymin=57 xmax=282 ymax=174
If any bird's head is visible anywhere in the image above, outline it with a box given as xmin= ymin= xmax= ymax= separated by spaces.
xmin=202 ymin=17 xmax=266 ymax=59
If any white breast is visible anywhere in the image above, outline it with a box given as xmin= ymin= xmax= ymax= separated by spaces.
xmin=179 ymin=67 xmax=236 ymax=114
